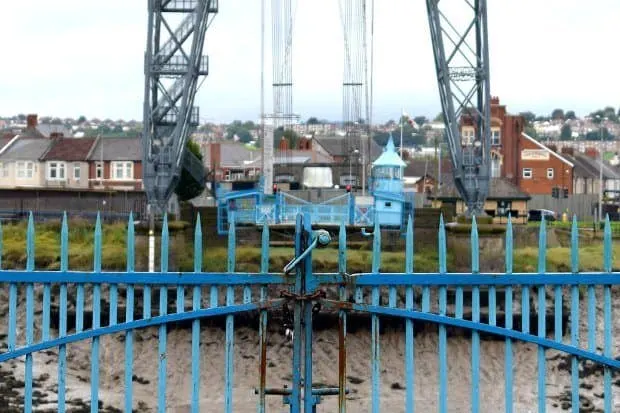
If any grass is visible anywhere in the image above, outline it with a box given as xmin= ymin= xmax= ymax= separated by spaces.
xmin=0 ymin=220 xmax=616 ymax=273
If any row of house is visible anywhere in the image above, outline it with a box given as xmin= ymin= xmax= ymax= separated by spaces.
xmin=0 ymin=117 xmax=143 ymax=192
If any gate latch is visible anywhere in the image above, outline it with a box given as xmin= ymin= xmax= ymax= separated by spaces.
xmin=283 ymin=229 xmax=331 ymax=274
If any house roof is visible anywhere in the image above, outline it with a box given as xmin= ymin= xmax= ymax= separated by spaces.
xmin=434 ymin=176 xmax=531 ymax=201
xmin=521 ymin=133 xmax=574 ymax=167
xmin=372 ymin=136 xmax=406 ymax=167
xmin=0 ymin=133 xmax=15 ymax=152
xmin=566 ymin=153 xmax=620 ymax=180
xmin=40 ymin=137 xmax=96 ymax=161
xmin=404 ymin=157 xmax=453 ymax=179
xmin=0 ymin=137 xmax=52 ymax=161
xmin=88 ymin=137 xmax=142 ymax=161
xmin=37 ymin=123 xmax=73 ymax=138
xmin=315 ymin=135 xmax=383 ymax=159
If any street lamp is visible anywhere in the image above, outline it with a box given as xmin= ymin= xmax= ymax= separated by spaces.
xmin=596 ymin=115 xmax=604 ymax=223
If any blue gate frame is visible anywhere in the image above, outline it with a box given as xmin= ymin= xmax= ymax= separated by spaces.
xmin=0 ymin=212 xmax=618 ymax=412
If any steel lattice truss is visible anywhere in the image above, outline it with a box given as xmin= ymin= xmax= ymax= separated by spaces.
xmin=426 ymin=0 xmax=492 ymax=216
xmin=143 ymin=0 xmax=218 ymax=210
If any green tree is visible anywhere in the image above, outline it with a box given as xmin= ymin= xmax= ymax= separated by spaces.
xmin=174 ymin=139 xmax=205 ymax=201
xmin=306 ymin=117 xmax=319 ymax=125
xmin=433 ymin=112 xmax=445 ymax=122
xmin=17 ymin=114 xmax=26 ymax=121
xmin=274 ymin=127 xmax=299 ymax=148
xmin=519 ymin=111 xmax=536 ymax=124
xmin=226 ymin=120 xmax=253 ymax=142
xmin=524 ymin=125 xmax=538 ymax=139
xmin=551 ymin=108 xmax=564 ymax=120
xmin=565 ymin=110 xmax=576 ymax=120
xmin=560 ymin=124 xmax=572 ymax=140
xmin=414 ymin=116 xmax=427 ymax=127
xmin=77 ymin=115 xmax=87 ymax=124
xmin=603 ymin=106 xmax=618 ymax=122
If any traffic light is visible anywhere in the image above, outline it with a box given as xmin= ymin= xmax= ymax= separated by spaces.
xmin=552 ymin=187 xmax=559 ymax=198
xmin=563 ymin=188 xmax=569 ymax=198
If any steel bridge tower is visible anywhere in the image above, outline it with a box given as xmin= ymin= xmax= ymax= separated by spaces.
xmin=143 ymin=0 xmax=218 ymax=212
xmin=426 ymin=0 xmax=492 ymax=216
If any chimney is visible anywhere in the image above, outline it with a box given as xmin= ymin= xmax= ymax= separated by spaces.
xmin=26 ymin=114 xmax=38 ymax=129
xmin=279 ymin=137 xmax=289 ymax=151
xmin=561 ymin=146 xmax=574 ymax=156
xmin=491 ymin=96 xmax=500 ymax=105
xmin=546 ymin=144 xmax=557 ymax=153
xmin=210 ymin=142 xmax=221 ymax=172
xmin=585 ymin=147 xmax=598 ymax=159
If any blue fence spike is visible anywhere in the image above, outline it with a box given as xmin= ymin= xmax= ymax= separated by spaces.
xmin=372 ymin=214 xmax=381 ymax=273
xmin=261 ymin=221 xmax=270 ymax=273
xmin=406 ymin=214 xmax=413 ymax=273
xmin=538 ymin=215 xmax=546 ymax=274
xmin=604 ymin=214 xmax=611 ymax=273
xmin=339 ymin=221 xmax=347 ymax=274
xmin=0 ymin=218 xmax=3 ymax=269
xmin=159 ymin=213 xmax=169 ymax=413
xmin=471 ymin=215 xmax=479 ymax=274
xmin=439 ymin=214 xmax=446 ymax=274
xmin=506 ymin=214 xmax=513 ymax=274
xmin=27 ymin=211 xmax=34 ymax=271
xmin=571 ymin=215 xmax=578 ymax=273
xmin=194 ymin=213 xmax=202 ymax=273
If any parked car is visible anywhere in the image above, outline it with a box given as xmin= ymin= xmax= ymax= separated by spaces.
xmin=528 ymin=209 xmax=556 ymax=222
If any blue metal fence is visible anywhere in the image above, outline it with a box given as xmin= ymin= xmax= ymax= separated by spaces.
xmin=0 ymin=212 xmax=618 ymax=412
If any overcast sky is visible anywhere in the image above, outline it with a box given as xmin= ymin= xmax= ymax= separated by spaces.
xmin=1 ymin=1 xmax=618 ymax=123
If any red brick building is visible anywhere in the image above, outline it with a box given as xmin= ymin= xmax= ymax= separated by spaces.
xmin=460 ymin=97 xmax=573 ymax=195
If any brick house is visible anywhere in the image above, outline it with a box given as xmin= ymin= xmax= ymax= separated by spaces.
xmin=460 ymin=97 xmax=574 ymax=195
xmin=39 ymin=137 xmax=96 ymax=189
xmin=87 ymin=137 xmax=143 ymax=191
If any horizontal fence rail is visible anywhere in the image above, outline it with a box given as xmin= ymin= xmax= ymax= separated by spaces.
xmin=0 ymin=212 xmax=618 ymax=412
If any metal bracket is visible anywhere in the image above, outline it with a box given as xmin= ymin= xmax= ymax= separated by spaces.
xmin=283 ymin=229 xmax=331 ymax=274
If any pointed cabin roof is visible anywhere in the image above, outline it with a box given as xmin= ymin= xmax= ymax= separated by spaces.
xmin=372 ymin=134 xmax=406 ymax=167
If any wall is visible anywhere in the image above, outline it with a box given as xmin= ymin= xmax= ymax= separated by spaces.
xmin=517 ymin=135 xmax=573 ymax=195
xmin=43 ymin=161 xmax=90 ymax=189
xmin=0 ymin=188 xmax=148 ymax=220
xmin=0 ymin=160 xmax=45 ymax=188
xmin=527 ymin=194 xmax=598 ymax=219
xmin=88 ymin=161 xmax=143 ymax=191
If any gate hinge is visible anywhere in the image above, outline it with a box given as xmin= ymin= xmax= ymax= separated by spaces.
xmin=280 ymin=290 xmax=326 ymax=301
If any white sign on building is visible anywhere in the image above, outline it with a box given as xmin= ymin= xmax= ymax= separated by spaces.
xmin=521 ymin=149 xmax=549 ymax=161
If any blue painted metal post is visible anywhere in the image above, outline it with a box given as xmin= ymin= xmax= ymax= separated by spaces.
xmin=438 ymin=215 xmax=447 ymax=413
xmin=471 ymin=217 xmax=480 ymax=413
xmin=537 ymin=218 xmax=547 ymax=413
xmin=58 ymin=213 xmax=69 ymax=413
xmin=302 ymin=212 xmax=315 ymax=413
xmin=25 ymin=213 xmax=35 ymax=413
xmin=225 ymin=214 xmax=236 ymax=413
xmin=505 ymin=216 xmax=514 ymax=413
xmin=291 ymin=213 xmax=304 ymax=412
xmin=125 ymin=214 xmax=135 ymax=413
xmin=91 ymin=213 xmax=102 ymax=413
xmin=405 ymin=215 xmax=415 ymax=413
xmin=159 ymin=214 xmax=169 ymax=413
xmin=570 ymin=215 xmax=579 ymax=413
xmin=192 ymin=214 xmax=203 ymax=413
xmin=338 ymin=220 xmax=347 ymax=413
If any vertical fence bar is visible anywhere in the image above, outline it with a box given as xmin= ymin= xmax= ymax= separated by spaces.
xmin=191 ymin=215 xmax=203 ymax=413
xmin=371 ymin=219 xmax=381 ymax=413
xmin=159 ymin=214 xmax=169 ymax=413
xmin=537 ymin=218 xmax=547 ymax=413
xmin=470 ymin=217 xmax=480 ymax=413
xmin=405 ymin=215 xmax=414 ymax=413
xmin=303 ymin=213 xmax=314 ymax=413
xmin=603 ymin=216 xmax=612 ymax=413
xmin=504 ymin=217 xmax=514 ymax=413
xmin=438 ymin=216 xmax=447 ymax=413
xmin=125 ymin=214 xmax=135 ymax=413
xmin=258 ymin=222 xmax=269 ymax=413
xmin=291 ymin=213 xmax=303 ymax=412
xmin=25 ymin=213 xmax=35 ymax=413
xmin=570 ymin=216 xmax=579 ymax=413
xmin=91 ymin=214 xmax=102 ymax=413
xmin=0 ymin=219 xmax=2 ymax=269
xmin=58 ymin=213 xmax=68 ymax=413
xmin=225 ymin=214 xmax=236 ymax=413
xmin=338 ymin=221 xmax=347 ymax=413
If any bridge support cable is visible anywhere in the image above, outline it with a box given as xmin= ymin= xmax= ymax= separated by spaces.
xmin=426 ymin=0 xmax=492 ymax=216
xmin=143 ymin=0 xmax=218 ymax=212
xmin=339 ymin=0 xmax=368 ymax=191
xmin=262 ymin=0 xmax=298 ymax=194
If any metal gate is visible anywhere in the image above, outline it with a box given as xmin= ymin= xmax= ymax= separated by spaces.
xmin=0 ymin=212 xmax=618 ymax=412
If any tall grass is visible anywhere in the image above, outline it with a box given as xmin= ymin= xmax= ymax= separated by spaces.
xmin=0 ymin=220 xmax=616 ymax=273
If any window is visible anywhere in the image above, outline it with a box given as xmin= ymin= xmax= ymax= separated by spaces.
xmin=491 ymin=129 xmax=501 ymax=146
xmin=47 ymin=162 xmax=66 ymax=180
xmin=73 ymin=163 xmax=81 ymax=180
xmin=522 ymin=168 xmax=532 ymax=179
xmin=95 ymin=162 xmax=103 ymax=179
xmin=461 ymin=128 xmax=474 ymax=146
xmin=547 ymin=168 xmax=554 ymax=179
xmin=16 ymin=161 xmax=34 ymax=179
xmin=0 ymin=162 xmax=8 ymax=178
xmin=491 ymin=153 xmax=501 ymax=178
xmin=111 ymin=161 xmax=133 ymax=180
